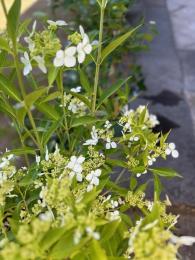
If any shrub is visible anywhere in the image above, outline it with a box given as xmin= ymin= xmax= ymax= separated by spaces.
xmin=0 ymin=0 xmax=194 ymax=259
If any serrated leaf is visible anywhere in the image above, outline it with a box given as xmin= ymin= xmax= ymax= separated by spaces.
xmin=97 ymin=77 xmax=131 ymax=110
xmin=101 ymin=25 xmax=141 ymax=62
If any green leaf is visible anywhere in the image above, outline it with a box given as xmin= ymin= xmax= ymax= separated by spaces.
xmin=106 ymin=158 xmax=128 ymax=169
xmin=7 ymin=0 xmax=21 ymax=45
xmin=154 ymin=175 xmax=162 ymax=200
xmin=39 ymin=91 xmax=61 ymax=104
xmin=97 ymin=77 xmax=131 ymax=110
xmin=150 ymin=167 xmax=182 ymax=178
xmin=40 ymin=227 xmax=66 ymax=251
xmin=0 ymin=37 xmax=11 ymax=52
xmin=0 ymin=99 xmax=16 ymax=119
xmin=25 ymin=88 xmax=48 ymax=108
xmin=3 ymin=147 xmax=36 ymax=157
xmin=71 ymin=116 xmax=104 ymax=128
xmin=15 ymin=106 xmax=26 ymax=126
xmin=101 ymin=25 xmax=141 ymax=62
xmin=101 ymin=220 xmax=120 ymax=242
xmin=79 ymin=69 xmax=91 ymax=94
xmin=41 ymin=120 xmax=61 ymax=146
xmin=130 ymin=176 xmax=137 ymax=191
xmin=0 ymin=74 xmax=21 ymax=102
xmin=90 ymin=240 xmax=107 ymax=260
xmin=36 ymin=103 xmax=60 ymax=121
xmin=70 ymin=91 xmax=91 ymax=108
xmin=48 ymin=67 xmax=59 ymax=86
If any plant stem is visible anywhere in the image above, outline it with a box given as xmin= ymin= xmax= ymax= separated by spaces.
xmin=91 ymin=4 xmax=105 ymax=113
xmin=58 ymin=69 xmax=71 ymax=149
xmin=13 ymin=48 xmax=43 ymax=154
xmin=1 ymin=0 xmax=7 ymax=18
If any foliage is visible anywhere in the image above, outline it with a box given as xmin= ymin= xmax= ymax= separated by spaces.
xmin=0 ymin=0 xmax=193 ymax=259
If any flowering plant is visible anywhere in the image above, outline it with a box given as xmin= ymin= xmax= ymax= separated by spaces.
xmin=0 ymin=0 xmax=194 ymax=259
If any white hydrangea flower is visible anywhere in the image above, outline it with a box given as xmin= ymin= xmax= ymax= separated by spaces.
xmin=33 ymin=56 xmax=47 ymax=74
xmin=39 ymin=211 xmax=54 ymax=221
xmin=53 ymin=47 xmax=77 ymax=68
xmin=106 ymin=138 xmax=117 ymax=149
xmin=165 ymin=143 xmax=179 ymax=158
xmin=109 ymin=210 xmax=120 ymax=221
xmin=35 ymin=155 xmax=41 ymax=165
xmin=104 ymin=120 xmax=112 ymax=129
xmin=110 ymin=200 xmax=119 ymax=209
xmin=24 ymin=20 xmax=36 ymax=51
xmin=77 ymin=25 xmax=92 ymax=64
xmin=70 ymin=86 xmax=82 ymax=93
xmin=47 ymin=20 xmax=67 ymax=26
xmin=86 ymin=227 xmax=100 ymax=240
xmin=147 ymin=156 xmax=156 ymax=166
xmin=21 ymin=52 xmax=32 ymax=76
xmin=83 ymin=126 xmax=99 ymax=146
xmin=45 ymin=146 xmax=49 ymax=161
xmin=171 ymin=236 xmax=195 ymax=246
xmin=67 ymin=155 xmax=85 ymax=182
xmin=149 ymin=114 xmax=159 ymax=127
xmin=86 ymin=169 xmax=101 ymax=192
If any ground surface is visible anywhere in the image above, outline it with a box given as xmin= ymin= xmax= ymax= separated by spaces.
xmin=130 ymin=1 xmax=195 ymax=258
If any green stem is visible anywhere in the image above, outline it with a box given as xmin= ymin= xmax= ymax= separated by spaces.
xmin=91 ymin=4 xmax=105 ymax=113
xmin=15 ymin=122 xmax=30 ymax=167
xmin=13 ymin=48 xmax=43 ymax=154
xmin=58 ymin=69 xmax=71 ymax=149
xmin=1 ymin=0 xmax=7 ymax=18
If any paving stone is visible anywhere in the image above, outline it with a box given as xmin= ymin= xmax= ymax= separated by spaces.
xmin=166 ymin=0 xmax=195 ymax=50
xmin=133 ymin=0 xmax=195 ymax=205
xmin=179 ymin=51 xmax=195 ymax=92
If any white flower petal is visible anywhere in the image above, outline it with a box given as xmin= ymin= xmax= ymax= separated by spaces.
xmin=56 ymin=20 xmax=67 ymax=26
xmin=172 ymin=150 xmax=179 ymax=158
xmin=91 ymin=176 xmax=99 ymax=186
xmin=95 ymin=169 xmax=101 ymax=177
xmin=169 ymin=143 xmax=176 ymax=150
xmin=84 ymin=44 xmax=92 ymax=54
xmin=79 ymin=25 xmax=85 ymax=38
xmin=77 ymin=50 xmax=86 ymax=64
xmin=111 ymin=142 xmax=117 ymax=148
xmin=87 ymin=184 xmax=93 ymax=192
xmin=76 ymin=173 xmax=83 ymax=182
xmin=86 ymin=173 xmax=93 ymax=182
xmin=77 ymin=156 xmax=85 ymax=164
xmin=65 ymin=46 xmax=77 ymax=56
xmin=64 ymin=56 xmax=76 ymax=68
xmin=165 ymin=148 xmax=171 ymax=155
xmin=23 ymin=64 xmax=32 ymax=76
